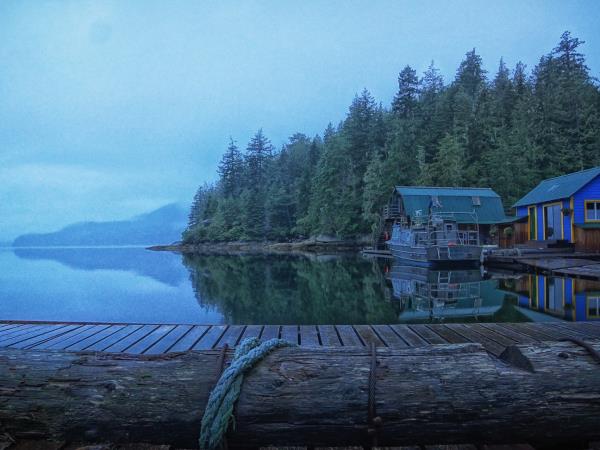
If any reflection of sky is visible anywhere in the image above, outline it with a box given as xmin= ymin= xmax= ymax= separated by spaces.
xmin=0 ymin=248 xmax=223 ymax=324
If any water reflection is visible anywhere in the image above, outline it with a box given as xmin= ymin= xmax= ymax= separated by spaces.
xmin=3 ymin=246 xmax=597 ymax=324
xmin=387 ymin=263 xmax=527 ymax=323
xmin=182 ymin=253 xmax=399 ymax=324
xmin=499 ymin=274 xmax=600 ymax=322
xmin=13 ymin=247 xmax=188 ymax=287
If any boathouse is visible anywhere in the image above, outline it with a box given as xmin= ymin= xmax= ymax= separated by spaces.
xmin=513 ymin=166 xmax=600 ymax=252
xmin=382 ymin=186 xmax=507 ymax=246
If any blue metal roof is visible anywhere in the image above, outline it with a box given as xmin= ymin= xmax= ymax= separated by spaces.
xmin=395 ymin=186 xmax=500 ymax=198
xmin=393 ymin=186 xmax=506 ymax=224
xmin=513 ymin=166 xmax=600 ymax=207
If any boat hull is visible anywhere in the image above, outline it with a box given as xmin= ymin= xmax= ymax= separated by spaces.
xmin=388 ymin=242 xmax=482 ymax=266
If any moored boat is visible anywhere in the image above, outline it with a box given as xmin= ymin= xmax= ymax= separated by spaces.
xmin=386 ymin=211 xmax=483 ymax=265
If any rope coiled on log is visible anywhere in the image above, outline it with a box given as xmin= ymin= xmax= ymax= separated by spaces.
xmin=199 ymin=337 xmax=294 ymax=450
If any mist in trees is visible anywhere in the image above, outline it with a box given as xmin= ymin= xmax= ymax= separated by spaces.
xmin=183 ymin=32 xmax=600 ymax=243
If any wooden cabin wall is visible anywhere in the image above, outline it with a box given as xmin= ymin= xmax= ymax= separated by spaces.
xmin=498 ymin=222 xmax=528 ymax=248
xmin=574 ymin=228 xmax=600 ymax=253
xmin=514 ymin=222 xmax=529 ymax=245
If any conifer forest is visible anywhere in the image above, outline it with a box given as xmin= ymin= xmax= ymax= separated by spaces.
xmin=184 ymin=32 xmax=600 ymax=243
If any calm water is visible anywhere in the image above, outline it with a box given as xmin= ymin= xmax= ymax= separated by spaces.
xmin=0 ymin=247 xmax=598 ymax=324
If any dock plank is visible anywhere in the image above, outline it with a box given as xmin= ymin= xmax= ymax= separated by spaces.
xmin=169 ymin=325 xmax=209 ymax=352
xmin=84 ymin=325 xmax=143 ymax=351
xmin=240 ymin=325 xmax=263 ymax=341
xmin=478 ymin=323 xmax=538 ymax=344
xmin=0 ymin=325 xmax=49 ymax=343
xmin=0 ymin=325 xmax=67 ymax=347
xmin=193 ymin=325 xmax=227 ymax=350
xmin=444 ymin=324 xmax=506 ymax=355
xmin=9 ymin=325 xmax=83 ymax=349
xmin=2 ymin=321 xmax=600 ymax=356
xmin=335 ymin=325 xmax=362 ymax=346
xmin=41 ymin=324 xmax=112 ymax=350
xmin=218 ymin=325 xmax=245 ymax=347
xmin=125 ymin=325 xmax=175 ymax=354
xmin=528 ymin=322 xmax=585 ymax=340
xmin=144 ymin=325 xmax=193 ymax=354
xmin=103 ymin=324 xmax=159 ymax=353
xmin=318 ymin=325 xmax=341 ymax=346
xmin=554 ymin=321 xmax=600 ymax=338
xmin=31 ymin=325 xmax=99 ymax=350
xmin=67 ymin=325 xmax=126 ymax=351
xmin=299 ymin=325 xmax=320 ymax=347
xmin=281 ymin=325 xmax=299 ymax=345
xmin=499 ymin=322 xmax=556 ymax=341
xmin=0 ymin=324 xmax=23 ymax=334
xmin=353 ymin=325 xmax=384 ymax=347
xmin=426 ymin=324 xmax=470 ymax=344
xmin=372 ymin=325 xmax=408 ymax=348
xmin=407 ymin=324 xmax=448 ymax=344
xmin=260 ymin=325 xmax=280 ymax=341
xmin=391 ymin=324 xmax=428 ymax=346
xmin=467 ymin=324 xmax=518 ymax=347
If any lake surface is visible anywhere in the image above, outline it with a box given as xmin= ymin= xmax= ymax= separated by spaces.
xmin=1 ymin=247 xmax=598 ymax=324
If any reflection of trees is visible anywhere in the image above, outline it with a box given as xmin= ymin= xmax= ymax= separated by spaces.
xmin=182 ymin=254 xmax=398 ymax=324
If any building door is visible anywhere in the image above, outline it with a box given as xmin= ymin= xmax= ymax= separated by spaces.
xmin=544 ymin=204 xmax=562 ymax=240
xmin=528 ymin=206 xmax=536 ymax=239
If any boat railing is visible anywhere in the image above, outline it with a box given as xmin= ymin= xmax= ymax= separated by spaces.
xmin=429 ymin=229 xmax=480 ymax=246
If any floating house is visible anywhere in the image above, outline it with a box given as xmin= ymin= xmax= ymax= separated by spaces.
xmin=382 ymin=186 xmax=508 ymax=246
xmin=513 ymin=166 xmax=600 ymax=252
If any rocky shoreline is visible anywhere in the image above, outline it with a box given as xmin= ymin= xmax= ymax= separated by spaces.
xmin=148 ymin=237 xmax=369 ymax=254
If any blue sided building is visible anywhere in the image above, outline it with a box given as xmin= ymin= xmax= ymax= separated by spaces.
xmin=513 ymin=166 xmax=600 ymax=252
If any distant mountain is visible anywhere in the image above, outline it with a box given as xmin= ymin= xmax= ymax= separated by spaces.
xmin=12 ymin=203 xmax=188 ymax=247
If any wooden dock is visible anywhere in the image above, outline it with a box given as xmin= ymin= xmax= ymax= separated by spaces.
xmin=2 ymin=320 xmax=600 ymax=357
xmin=485 ymin=251 xmax=600 ymax=280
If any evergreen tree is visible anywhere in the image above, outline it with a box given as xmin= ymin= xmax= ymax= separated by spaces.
xmin=392 ymin=65 xmax=420 ymax=118
xmin=218 ymin=138 xmax=243 ymax=197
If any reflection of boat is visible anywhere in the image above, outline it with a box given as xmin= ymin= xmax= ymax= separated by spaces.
xmin=388 ymin=264 xmax=502 ymax=323
xmin=386 ymin=211 xmax=483 ymax=266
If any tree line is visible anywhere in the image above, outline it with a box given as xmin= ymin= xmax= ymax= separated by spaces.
xmin=183 ymin=32 xmax=600 ymax=243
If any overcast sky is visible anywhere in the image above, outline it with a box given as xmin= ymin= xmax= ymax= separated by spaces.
xmin=1 ymin=0 xmax=599 ymax=241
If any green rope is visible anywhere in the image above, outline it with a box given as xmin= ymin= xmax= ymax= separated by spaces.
xmin=199 ymin=337 xmax=294 ymax=449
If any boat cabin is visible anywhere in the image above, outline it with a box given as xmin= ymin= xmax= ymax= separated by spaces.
xmin=381 ymin=186 xmax=507 ymax=247
xmin=513 ymin=166 xmax=600 ymax=252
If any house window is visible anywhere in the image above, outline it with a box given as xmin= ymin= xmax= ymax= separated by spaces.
xmin=585 ymin=201 xmax=600 ymax=221
xmin=472 ymin=196 xmax=481 ymax=206
xmin=588 ymin=296 xmax=600 ymax=318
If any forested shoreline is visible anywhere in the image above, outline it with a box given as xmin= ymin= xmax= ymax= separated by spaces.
xmin=183 ymin=32 xmax=600 ymax=244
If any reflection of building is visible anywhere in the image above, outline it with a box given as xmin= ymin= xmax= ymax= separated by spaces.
xmin=501 ymin=274 xmax=600 ymax=322
xmin=512 ymin=166 xmax=600 ymax=251
xmin=388 ymin=264 xmax=514 ymax=323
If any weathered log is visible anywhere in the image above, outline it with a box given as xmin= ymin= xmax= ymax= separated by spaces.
xmin=1 ymin=341 xmax=600 ymax=448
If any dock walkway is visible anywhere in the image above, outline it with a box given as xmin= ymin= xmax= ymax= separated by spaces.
xmin=485 ymin=251 xmax=600 ymax=280
xmin=2 ymin=320 xmax=599 ymax=357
